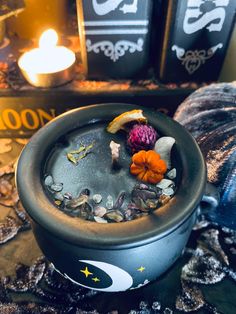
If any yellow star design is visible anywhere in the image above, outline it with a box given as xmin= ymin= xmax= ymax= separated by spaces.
xmin=92 ymin=277 xmax=100 ymax=282
xmin=137 ymin=266 xmax=145 ymax=272
xmin=80 ymin=266 xmax=93 ymax=278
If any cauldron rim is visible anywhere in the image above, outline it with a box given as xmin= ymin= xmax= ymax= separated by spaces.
xmin=16 ymin=103 xmax=206 ymax=249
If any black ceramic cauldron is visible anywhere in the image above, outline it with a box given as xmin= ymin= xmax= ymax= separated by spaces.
xmin=16 ymin=103 xmax=208 ymax=292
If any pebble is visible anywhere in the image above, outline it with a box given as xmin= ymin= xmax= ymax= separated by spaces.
xmin=44 ymin=163 xmax=177 ymax=223
xmin=139 ymin=183 xmax=149 ymax=189
xmin=92 ymin=194 xmax=102 ymax=204
xmin=54 ymin=192 xmax=64 ymax=201
xmin=162 ymin=187 xmax=175 ymax=196
xmin=124 ymin=209 xmax=133 ymax=220
xmin=94 ymin=216 xmax=108 ymax=223
xmin=105 ymin=210 xmax=124 ymax=222
xmin=50 ymin=183 xmax=63 ymax=192
xmin=64 ymin=192 xmax=73 ymax=200
xmin=77 ymin=206 xmax=91 ymax=220
xmin=146 ymin=199 xmax=159 ymax=209
xmin=114 ymin=192 xmax=126 ymax=209
xmin=94 ymin=206 xmax=107 ymax=217
xmin=44 ymin=175 xmax=54 ymax=186
xmin=156 ymin=179 xmax=174 ymax=190
xmin=106 ymin=195 xmax=114 ymax=209
xmin=154 ymin=136 xmax=175 ymax=169
xmin=66 ymin=195 xmax=89 ymax=209
xmin=167 ymin=168 xmax=176 ymax=179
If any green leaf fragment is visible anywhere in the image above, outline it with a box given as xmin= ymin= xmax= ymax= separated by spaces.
xmin=69 ymin=146 xmax=86 ymax=154
xmin=86 ymin=143 xmax=94 ymax=151
xmin=67 ymin=153 xmax=78 ymax=164
xmin=67 ymin=142 xmax=95 ymax=164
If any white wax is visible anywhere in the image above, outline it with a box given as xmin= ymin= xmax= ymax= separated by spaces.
xmin=18 ymin=46 xmax=76 ymax=74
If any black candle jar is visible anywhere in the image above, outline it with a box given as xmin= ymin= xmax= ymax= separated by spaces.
xmin=76 ymin=0 xmax=153 ymax=79
xmin=16 ymin=103 xmax=215 ymax=292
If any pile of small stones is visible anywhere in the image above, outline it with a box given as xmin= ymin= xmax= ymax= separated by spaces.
xmin=44 ymin=167 xmax=176 ymax=223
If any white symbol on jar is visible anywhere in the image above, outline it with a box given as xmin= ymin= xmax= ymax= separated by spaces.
xmin=92 ymin=0 xmax=139 ymax=16
xmin=172 ymin=43 xmax=223 ymax=74
xmin=183 ymin=0 xmax=230 ymax=34
xmin=86 ymin=38 xmax=144 ymax=62
xmin=65 ymin=260 xmax=134 ymax=292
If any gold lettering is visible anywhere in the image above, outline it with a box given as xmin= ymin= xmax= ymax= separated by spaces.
xmin=37 ymin=109 xmax=56 ymax=126
xmin=0 ymin=114 xmax=7 ymax=130
xmin=21 ymin=109 xmax=40 ymax=130
xmin=2 ymin=109 xmax=21 ymax=129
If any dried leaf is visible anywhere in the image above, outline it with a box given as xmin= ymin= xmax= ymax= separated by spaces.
xmin=0 ymin=139 xmax=12 ymax=154
xmin=67 ymin=142 xmax=95 ymax=164
xmin=69 ymin=145 xmax=86 ymax=154
xmin=67 ymin=153 xmax=78 ymax=164
xmin=0 ymin=162 xmax=15 ymax=177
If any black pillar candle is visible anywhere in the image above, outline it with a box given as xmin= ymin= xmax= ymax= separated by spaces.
xmin=156 ymin=0 xmax=236 ymax=83
xmin=76 ymin=0 xmax=153 ymax=79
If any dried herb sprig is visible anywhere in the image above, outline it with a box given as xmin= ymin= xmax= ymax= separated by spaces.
xmin=67 ymin=142 xmax=95 ymax=165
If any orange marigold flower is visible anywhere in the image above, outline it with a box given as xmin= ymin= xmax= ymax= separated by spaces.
xmin=130 ymin=150 xmax=167 ymax=184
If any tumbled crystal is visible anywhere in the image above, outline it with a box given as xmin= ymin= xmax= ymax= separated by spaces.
xmin=106 ymin=195 xmax=114 ymax=209
xmin=167 ymin=168 xmax=176 ymax=179
xmin=105 ymin=210 xmax=124 ymax=222
xmin=66 ymin=195 xmax=89 ymax=209
xmin=54 ymin=192 xmax=64 ymax=201
xmin=92 ymin=194 xmax=102 ymax=204
xmin=94 ymin=206 xmax=107 ymax=218
xmin=156 ymin=179 xmax=174 ymax=189
xmin=44 ymin=175 xmax=54 ymax=186
xmin=50 ymin=183 xmax=63 ymax=192
xmin=162 ymin=187 xmax=175 ymax=196
xmin=94 ymin=216 xmax=108 ymax=223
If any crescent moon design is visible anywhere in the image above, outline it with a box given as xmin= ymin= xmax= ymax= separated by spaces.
xmin=65 ymin=260 xmax=133 ymax=292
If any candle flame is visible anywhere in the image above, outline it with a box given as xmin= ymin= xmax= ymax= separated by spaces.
xmin=18 ymin=27 xmax=75 ymax=82
xmin=39 ymin=29 xmax=58 ymax=49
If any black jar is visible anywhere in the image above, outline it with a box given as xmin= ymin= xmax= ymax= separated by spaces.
xmin=16 ymin=103 xmax=212 ymax=292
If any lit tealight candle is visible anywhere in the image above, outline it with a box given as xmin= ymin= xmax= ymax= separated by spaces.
xmin=18 ymin=29 xmax=76 ymax=87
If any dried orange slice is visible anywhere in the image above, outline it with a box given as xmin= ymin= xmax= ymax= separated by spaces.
xmin=107 ymin=109 xmax=147 ymax=134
